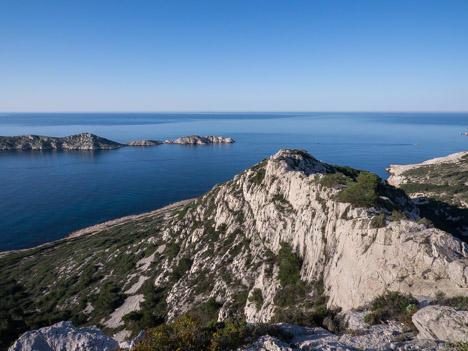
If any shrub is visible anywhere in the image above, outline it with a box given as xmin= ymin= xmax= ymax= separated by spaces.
xmin=249 ymin=288 xmax=263 ymax=310
xmin=370 ymin=213 xmax=386 ymax=228
xmin=363 ymin=291 xmax=419 ymax=330
xmin=436 ymin=295 xmax=468 ymax=311
xmin=164 ymin=243 xmax=180 ymax=261
xmin=277 ymin=242 xmax=302 ymax=287
xmin=170 ymin=257 xmax=193 ymax=282
xmin=319 ymin=172 xmax=349 ymax=188
xmin=337 ymin=172 xmax=380 ymax=208
xmin=93 ymin=281 xmax=126 ymax=314
xmin=132 ymin=316 xmax=292 ymax=351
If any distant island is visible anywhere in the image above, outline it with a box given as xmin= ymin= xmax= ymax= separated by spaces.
xmin=0 ymin=133 xmax=235 ymax=150
xmin=165 ymin=135 xmax=235 ymax=145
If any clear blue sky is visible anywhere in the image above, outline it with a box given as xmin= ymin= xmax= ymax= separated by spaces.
xmin=1 ymin=0 xmax=467 ymax=112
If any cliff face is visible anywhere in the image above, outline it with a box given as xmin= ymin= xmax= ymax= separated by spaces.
xmin=0 ymin=133 xmax=123 ymax=150
xmin=161 ymin=149 xmax=467 ymax=320
xmin=1 ymin=149 xmax=467 ymax=346
xmin=164 ymin=135 xmax=235 ymax=144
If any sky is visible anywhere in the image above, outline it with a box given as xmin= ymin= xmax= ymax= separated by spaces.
xmin=0 ymin=0 xmax=467 ymax=112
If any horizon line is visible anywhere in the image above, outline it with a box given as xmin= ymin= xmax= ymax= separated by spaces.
xmin=1 ymin=110 xmax=468 ymax=114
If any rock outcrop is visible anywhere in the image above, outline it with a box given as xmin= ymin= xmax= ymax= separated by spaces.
xmin=8 ymin=321 xmax=119 ymax=351
xmin=164 ymin=135 xmax=235 ymax=144
xmin=0 ymin=133 xmax=123 ymax=150
xmin=246 ymin=323 xmax=447 ymax=351
xmin=412 ymin=305 xmax=468 ymax=342
xmin=125 ymin=139 xmax=163 ymax=146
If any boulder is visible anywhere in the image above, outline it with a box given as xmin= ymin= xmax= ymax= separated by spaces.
xmin=412 ymin=305 xmax=468 ymax=342
xmin=8 ymin=321 xmax=119 ymax=351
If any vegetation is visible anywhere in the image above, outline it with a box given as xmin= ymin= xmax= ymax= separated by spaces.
xmin=248 ymin=288 xmax=263 ymax=310
xmin=277 ymin=242 xmax=302 ymax=287
xmin=370 ymin=213 xmax=386 ymax=228
xmin=319 ymin=172 xmax=348 ymax=188
xmin=337 ymin=172 xmax=380 ymax=208
xmin=132 ymin=315 xmax=292 ymax=351
xmin=363 ymin=291 xmax=419 ymax=331
xmin=435 ymin=293 xmax=468 ymax=311
xmin=249 ymin=159 xmax=267 ymax=185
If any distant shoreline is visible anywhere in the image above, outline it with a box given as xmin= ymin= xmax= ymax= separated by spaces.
xmin=0 ymin=198 xmax=195 ymax=258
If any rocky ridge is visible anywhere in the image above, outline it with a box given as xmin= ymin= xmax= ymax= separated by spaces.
xmin=0 ymin=149 xmax=467 ymax=349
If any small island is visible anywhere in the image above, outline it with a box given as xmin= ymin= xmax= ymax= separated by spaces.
xmin=164 ymin=135 xmax=235 ymax=145
xmin=0 ymin=133 xmax=122 ymax=150
xmin=0 ymin=133 xmax=235 ymax=150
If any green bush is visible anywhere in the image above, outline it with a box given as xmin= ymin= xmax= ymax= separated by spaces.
xmin=93 ymin=281 xmax=126 ymax=314
xmin=249 ymin=288 xmax=263 ymax=310
xmin=319 ymin=172 xmax=349 ymax=188
xmin=337 ymin=172 xmax=380 ymax=208
xmin=132 ymin=315 xmax=292 ymax=351
xmin=370 ymin=213 xmax=386 ymax=228
xmin=164 ymin=243 xmax=180 ymax=261
xmin=363 ymin=291 xmax=419 ymax=330
xmin=170 ymin=257 xmax=193 ymax=282
xmin=436 ymin=295 xmax=468 ymax=310
xmin=277 ymin=242 xmax=302 ymax=287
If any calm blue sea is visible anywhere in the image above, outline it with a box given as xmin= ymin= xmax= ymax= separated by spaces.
xmin=1 ymin=112 xmax=467 ymax=251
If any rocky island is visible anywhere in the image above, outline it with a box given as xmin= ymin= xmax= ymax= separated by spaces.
xmin=0 ymin=133 xmax=235 ymax=150
xmin=125 ymin=139 xmax=163 ymax=146
xmin=164 ymin=135 xmax=235 ymax=144
xmin=1 ymin=149 xmax=467 ymax=351
xmin=0 ymin=133 xmax=122 ymax=150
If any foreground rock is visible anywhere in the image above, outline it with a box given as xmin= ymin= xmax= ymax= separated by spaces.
xmin=8 ymin=321 xmax=119 ymax=351
xmin=164 ymin=135 xmax=235 ymax=144
xmin=412 ymin=305 xmax=468 ymax=342
xmin=125 ymin=139 xmax=163 ymax=146
xmin=0 ymin=133 xmax=123 ymax=150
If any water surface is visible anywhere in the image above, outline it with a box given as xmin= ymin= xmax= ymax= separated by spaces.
xmin=1 ymin=112 xmax=467 ymax=251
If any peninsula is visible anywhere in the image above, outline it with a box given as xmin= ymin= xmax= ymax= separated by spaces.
xmin=1 ymin=149 xmax=467 ymax=351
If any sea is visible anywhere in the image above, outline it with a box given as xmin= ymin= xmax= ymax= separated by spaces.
xmin=1 ymin=112 xmax=467 ymax=252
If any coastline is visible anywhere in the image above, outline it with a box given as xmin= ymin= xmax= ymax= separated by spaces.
xmin=0 ymin=198 xmax=195 ymax=259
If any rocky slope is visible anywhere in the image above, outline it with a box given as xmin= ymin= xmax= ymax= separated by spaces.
xmin=0 ymin=149 xmax=467 ymax=349
xmin=387 ymin=151 xmax=468 ymax=239
xmin=0 ymin=133 xmax=123 ymax=150
xmin=387 ymin=151 xmax=468 ymax=208
xmin=164 ymin=135 xmax=235 ymax=144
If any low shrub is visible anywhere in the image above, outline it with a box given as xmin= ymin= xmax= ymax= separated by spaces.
xmin=249 ymin=288 xmax=263 ymax=310
xmin=319 ymin=172 xmax=349 ymax=188
xmin=363 ymin=291 xmax=419 ymax=331
xmin=370 ymin=213 xmax=386 ymax=228
xmin=132 ymin=315 xmax=292 ymax=351
xmin=277 ymin=242 xmax=302 ymax=287
xmin=337 ymin=172 xmax=380 ymax=208
xmin=435 ymin=294 xmax=468 ymax=311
